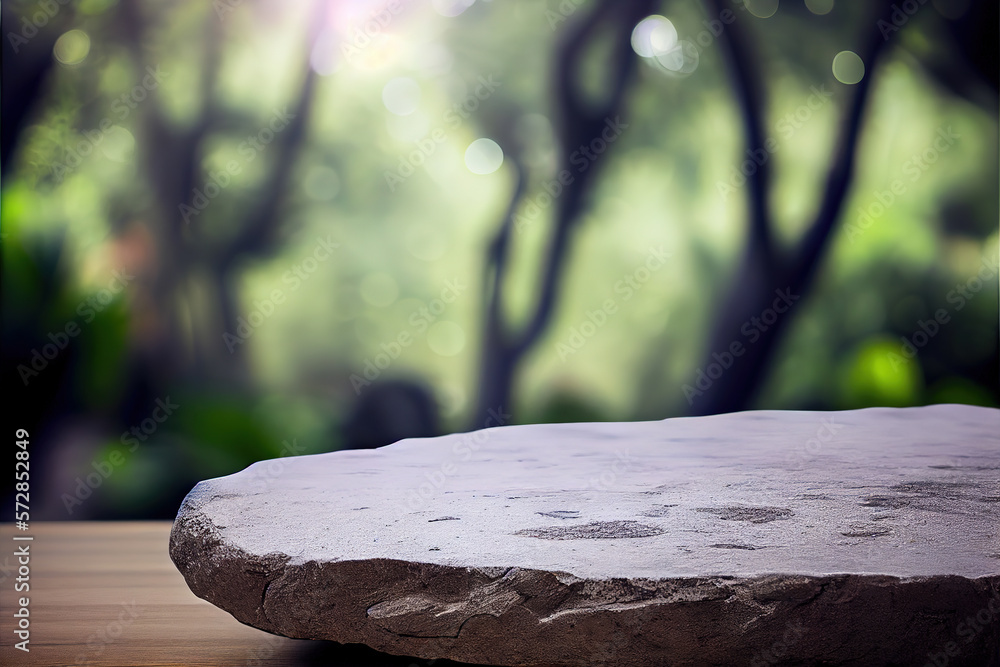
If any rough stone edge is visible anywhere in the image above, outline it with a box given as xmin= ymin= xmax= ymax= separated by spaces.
xmin=170 ymin=488 xmax=1000 ymax=667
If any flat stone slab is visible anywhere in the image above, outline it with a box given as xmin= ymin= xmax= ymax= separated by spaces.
xmin=170 ymin=405 xmax=1000 ymax=666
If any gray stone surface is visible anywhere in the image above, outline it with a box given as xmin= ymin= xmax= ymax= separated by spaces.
xmin=170 ymin=405 xmax=1000 ymax=666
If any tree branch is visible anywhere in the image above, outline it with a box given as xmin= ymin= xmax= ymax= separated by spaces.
xmin=218 ymin=2 xmax=324 ymax=266
xmin=472 ymin=0 xmax=655 ymax=422
xmin=791 ymin=12 xmax=892 ymax=279
xmin=484 ymin=155 xmax=527 ymax=344
xmin=513 ymin=0 xmax=656 ymax=356
xmin=688 ymin=1 xmax=898 ymax=415
xmin=706 ymin=0 xmax=776 ymax=264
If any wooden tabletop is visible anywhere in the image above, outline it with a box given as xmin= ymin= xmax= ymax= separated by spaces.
xmin=0 ymin=522 xmax=468 ymax=666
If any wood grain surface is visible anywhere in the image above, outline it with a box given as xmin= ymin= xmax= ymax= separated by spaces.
xmin=0 ymin=522 xmax=470 ymax=666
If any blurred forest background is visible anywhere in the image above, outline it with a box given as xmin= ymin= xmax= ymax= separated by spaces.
xmin=2 ymin=0 xmax=997 ymax=519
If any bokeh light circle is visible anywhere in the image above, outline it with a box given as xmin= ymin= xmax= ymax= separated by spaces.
xmin=427 ymin=321 xmax=466 ymax=356
xmin=631 ymin=16 xmax=678 ymax=59
xmin=656 ymin=39 xmax=699 ymax=76
xmin=382 ymin=78 xmax=421 ymax=116
xmin=832 ymin=50 xmax=865 ymax=84
xmin=100 ymin=127 xmax=135 ymax=162
xmin=805 ymin=0 xmax=834 ymax=16
xmin=54 ymin=30 xmax=91 ymax=65
xmin=360 ymin=273 xmax=399 ymax=307
xmin=464 ymin=138 xmax=503 ymax=175
xmin=744 ymin=0 xmax=779 ymax=19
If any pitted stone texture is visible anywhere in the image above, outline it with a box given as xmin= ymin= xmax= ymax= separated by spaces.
xmin=171 ymin=405 xmax=1000 ymax=666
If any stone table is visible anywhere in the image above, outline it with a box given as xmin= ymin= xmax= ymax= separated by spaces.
xmin=170 ymin=405 xmax=1000 ymax=666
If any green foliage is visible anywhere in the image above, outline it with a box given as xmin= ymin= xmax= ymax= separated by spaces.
xmin=838 ymin=337 xmax=923 ymax=409
xmin=3 ymin=1 xmax=997 ymax=517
